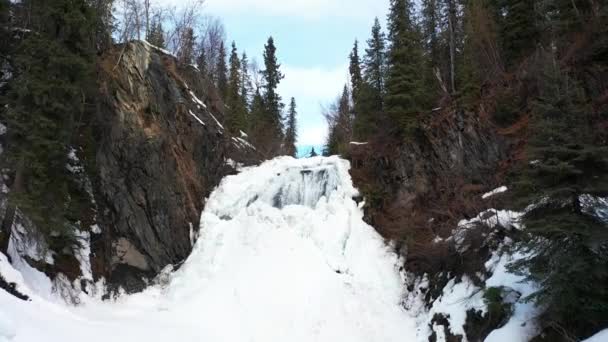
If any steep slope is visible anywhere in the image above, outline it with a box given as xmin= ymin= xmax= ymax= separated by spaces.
xmin=0 ymin=40 xmax=260 ymax=293
xmin=92 ymin=41 xmax=260 ymax=289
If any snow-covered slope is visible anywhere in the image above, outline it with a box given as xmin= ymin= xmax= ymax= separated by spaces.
xmin=0 ymin=156 xmax=417 ymax=342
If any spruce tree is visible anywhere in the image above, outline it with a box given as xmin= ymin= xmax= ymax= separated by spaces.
xmin=325 ymin=86 xmax=353 ymax=156
xmin=363 ymin=17 xmax=387 ymax=111
xmin=421 ymin=0 xmax=441 ymax=72
xmin=353 ymin=18 xmax=387 ymax=140
xmin=147 ymin=21 xmax=165 ymax=48
xmin=497 ymin=0 xmax=539 ymax=68
xmin=255 ymin=36 xmax=285 ymax=156
xmin=240 ymin=52 xmax=251 ymax=109
xmin=216 ymin=41 xmax=228 ymax=99
xmin=349 ymin=40 xmax=363 ymax=103
xmin=510 ymin=52 xmax=608 ymax=339
xmin=226 ymin=42 xmax=247 ymax=135
xmin=197 ymin=46 xmax=208 ymax=76
xmin=177 ymin=27 xmax=195 ymax=65
xmin=284 ymin=98 xmax=297 ymax=157
xmin=385 ymin=0 xmax=428 ymax=135
xmin=2 ymin=0 xmax=97 ymax=251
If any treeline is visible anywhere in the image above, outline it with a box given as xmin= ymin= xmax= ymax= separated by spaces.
xmin=324 ymin=0 xmax=607 ymax=340
xmin=112 ymin=0 xmax=298 ymax=158
xmin=0 ymin=0 xmax=297 ymax=257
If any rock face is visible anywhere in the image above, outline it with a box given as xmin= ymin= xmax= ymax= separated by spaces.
xmin=92 ymin=41 xmax=259 ymax=287
xmin=349 ymin=109 xmax=507 ymax=269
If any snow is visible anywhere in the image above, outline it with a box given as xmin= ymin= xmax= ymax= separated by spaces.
xmin=188 ymin=110 xmax=206 ymax=126
xmin=225 ymin=158 xmax=243 ymax=170
xmin=0 ymin=123 xmax=6 ymax=136
xmin=90 ymin=224 xmax=101 ymax=234
xmin=189 ymin=90 xmax=207 ymax=109
xmin=141 ymin=40 xmax=174 ymax=58
xmin=208 ymin=112 xmax=224 ymax=130
xmin=583 ymin=329 xmax=608 ymax=342
xmin=424 ymin=277 xmax=485 ymax=338
xmin=73 ymin=231 xmax=93 ymax=282
xmin=484 ymin=252 xmax=539 ymax=342
xmin=579 ymin=194 xmax=608 ymax=223
xmin=0 ymin=156 xmax=417 ymax=342
xmin=349 ymin=141 xmax=368 ymax=146
xmin=482 ymin=186 xmax=508 ymax=199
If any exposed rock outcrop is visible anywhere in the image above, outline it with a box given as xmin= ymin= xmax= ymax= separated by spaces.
xmin=90 ymin=41 xmax=259 ymax=288
xmin=350 ymin=108 xmax=507 ymax=273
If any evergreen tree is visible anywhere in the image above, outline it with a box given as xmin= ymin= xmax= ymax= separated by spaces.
xmin=147 ymin=20 xmax=165 ymax=48
xmin=1 ymin=0 xmax=98 ymax=252
xmin=510 ymin=52 xmax=608 ymax=340
xmin=216 ymin=41 xmax=228 ymax=99
xmin=177 ymin=27 xmax=195 ymax=64
xmin=249 ymin=88 xmax=265 ymax=137
xmin=421 ymin=0 xmax=442 ymax=72
xmin=197 ymin=46 xmax=208 ymax=76
xmin=353 ymin=18 xmax=387 ymax=140
xmin=325 ymin=86 xmax=353 ymax=156
xmin=284 ymin=97 xmax=297 ymax=157
xmin=496 ymin=0 xmax=539 ymax=67
xmin=349 ymin=40 xmax=363 ymax=103
xmin=385 ymin=0 xmax=428 ymax=135
xmin=363 ymin=17 xmax=387 ymax=111
xmin=253 ymin=36 xmax=284 ymax=156
xmin=226 ymin=42 xmax=247 ymax=135
xmin=240 ymin=52 xmax=251 ymax=108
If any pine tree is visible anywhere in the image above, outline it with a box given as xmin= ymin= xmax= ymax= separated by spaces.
xmin=385 ymin=0 xmax=428 ymax=135
xmin=284 ymin=98 xmax=297 ymax=157
xmin=226 ymin=42 xmax=247 ymax=135
xmin=2 ymin=0 xmax=98 ymax=252
xmin=216 ymin=41 xmax=228 ymax=99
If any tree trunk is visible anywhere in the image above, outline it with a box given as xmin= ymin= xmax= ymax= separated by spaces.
xmin=447 ymin=0 xmax=457 ymax=96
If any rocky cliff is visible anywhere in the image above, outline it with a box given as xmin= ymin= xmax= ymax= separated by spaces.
xmin=90 ymin=41 xmax=259 ymax=290
xmin=1 ymin=41 xmax=260 ymax=293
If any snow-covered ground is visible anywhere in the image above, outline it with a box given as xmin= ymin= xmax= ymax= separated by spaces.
xmin=2 ymin=156 xmax=602 ymax=342
xmin=0 ymin=156 xmax=417 ymax=342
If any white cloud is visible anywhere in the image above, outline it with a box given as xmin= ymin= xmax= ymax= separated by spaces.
xmin=202 ymin=0 xmax=386 ymax=20
xmin=279 ymin=64 xmax=349 ymax=102
xmin=278 ymin=64 xmax=348 ymax=146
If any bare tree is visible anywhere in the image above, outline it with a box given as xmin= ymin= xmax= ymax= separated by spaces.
xmin=165 ymin=0 xmax=205 ymax=55
xmin=197 ymin=16 xmax=226 ymax=80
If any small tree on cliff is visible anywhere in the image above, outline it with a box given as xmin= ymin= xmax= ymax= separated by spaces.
xmin=250 ymin=36 xmax=284 ymax=156
xmin=284 ymin=98 xmax=298 ymax=157
xmin=226 ymin=42 xmax=247 ymax=135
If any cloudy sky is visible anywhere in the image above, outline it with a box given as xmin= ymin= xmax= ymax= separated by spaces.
xmin=185 ymin=0 xmax=388 ymax=146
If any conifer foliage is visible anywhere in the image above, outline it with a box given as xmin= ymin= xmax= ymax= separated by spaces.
xmin=2 ymin=0 xmax=98 ymax=249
